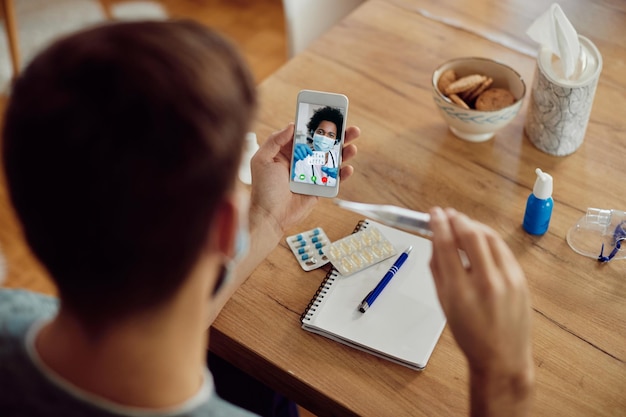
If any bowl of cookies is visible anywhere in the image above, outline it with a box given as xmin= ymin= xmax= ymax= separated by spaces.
xmin=432 ymin=57 xmax=526 ymax=142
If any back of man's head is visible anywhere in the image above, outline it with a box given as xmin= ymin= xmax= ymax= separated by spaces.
xmin=2 ymin=20 xmax=256 ymax=325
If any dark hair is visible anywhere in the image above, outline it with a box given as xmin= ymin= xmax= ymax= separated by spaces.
xmin=2 ymin=20 xmax=256 ymax=325
xmin=306 ymin=106 xmax=343 ymax=141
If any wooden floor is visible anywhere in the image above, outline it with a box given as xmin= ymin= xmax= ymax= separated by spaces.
xmin=156 ymin=0 xmax=288 ymax=83
xmin=0 ymin=1 xmax=319 ymax=416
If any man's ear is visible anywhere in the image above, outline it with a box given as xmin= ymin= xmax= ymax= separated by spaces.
xmin=208 ymin=196 xmax=237 ymax=259
xmin=206 ymin=196 xmax=238 ymax=299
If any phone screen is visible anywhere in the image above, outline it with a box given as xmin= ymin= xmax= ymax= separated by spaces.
xmin=290 ymin=90 xmax=348 ymax=198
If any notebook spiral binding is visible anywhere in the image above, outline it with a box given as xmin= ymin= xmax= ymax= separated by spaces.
xmin=300 ymin=220 xmax=368 ymax=323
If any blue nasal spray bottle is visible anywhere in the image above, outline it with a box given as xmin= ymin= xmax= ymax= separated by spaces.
xmin=523 ymin=168 xmax=553 ymax=235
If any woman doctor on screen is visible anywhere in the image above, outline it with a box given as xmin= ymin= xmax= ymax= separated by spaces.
xmin=292 ymin=106 xmax=343 ymax=186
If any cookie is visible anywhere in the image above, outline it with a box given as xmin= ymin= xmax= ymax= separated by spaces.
xmin=444 ymin=74 xmax=487 ymax=95
xmin=466 ymin=77 xmax=494 ymax=102
xmin=437 ymin=69 xmax=457 ymax=93
xmin=449 ymin=93 xmax=470 ymax=109
xmin=475 ymin=88 xmax=516 ymax=111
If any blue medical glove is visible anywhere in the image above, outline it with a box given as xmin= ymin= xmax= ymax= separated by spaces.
xmin=293 ymin=143 xmax=313 ymax=161
xmin=321 ymin=166 xmax=338 ymax=179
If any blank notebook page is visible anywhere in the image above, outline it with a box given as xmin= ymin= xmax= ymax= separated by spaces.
xmin=301 ymin=219 xmax=446 ymax=370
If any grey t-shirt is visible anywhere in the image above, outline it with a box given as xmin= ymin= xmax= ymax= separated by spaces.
xmin=0 ymin=289 xmax=257 ymax=417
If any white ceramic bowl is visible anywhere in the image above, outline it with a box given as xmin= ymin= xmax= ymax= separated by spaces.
xmin=432 ymin=57 xmax=526 ymax=142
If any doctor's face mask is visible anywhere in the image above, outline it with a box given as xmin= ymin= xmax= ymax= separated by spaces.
xmin=313 ymin=133 xmax=335 ymax=152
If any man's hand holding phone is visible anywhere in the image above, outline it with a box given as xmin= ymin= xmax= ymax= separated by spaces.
xmin=250 ymin=123 xmax=359 ymax=241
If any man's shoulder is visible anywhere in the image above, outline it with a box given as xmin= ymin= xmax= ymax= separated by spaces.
xmin=0 ymin=290 xmax=259 ymax=417
xmin=0 ymin=288 xmax=58 ymax=312
xmin=0 ymin=290 xmax=58 ymax=415
xmin=0 ymin=288 xmax=58 ymax=338
xmin=203 ymin=395 xmax=261 ymax=417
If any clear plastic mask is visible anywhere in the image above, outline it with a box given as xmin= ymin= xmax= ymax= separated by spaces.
xmin=566 ymin=208 xmax=626 ymax=262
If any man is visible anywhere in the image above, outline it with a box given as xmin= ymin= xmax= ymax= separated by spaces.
xmin=0 ymin=19 xmax=532 ymax=417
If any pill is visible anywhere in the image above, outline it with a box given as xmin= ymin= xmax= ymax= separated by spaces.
xmin=301 ymin=253 xmax=310 ymax=260
xmin=293 ymin=234 xmax=304 ymax=242
xmin=310 ymin=228 xmax=321 ymax=236
xmin=311 ymin=236 xmax=320 ymax=243
xmin=314 ymin=241 xmax=324 ymax=249
xmin=340 ymin=241 xmax=351 ymax=253
xmin=361 ymin=248 xmax=374 ymax=263
xmin=382 ymin=241 xmax=395 ymax=255
xmin=298 ymin=246 xmax=310 ymax=254
xmin=350 ymin=253 xmax=363 ymax=268
xmin=341 ymin=257 xmax=354 ymax=274
xmin=372 ymin=244 xmax=383 ymax=257
xmin=329 ymin=246 xmax=342 ymax=258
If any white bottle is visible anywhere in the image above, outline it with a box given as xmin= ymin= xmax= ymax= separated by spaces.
xmin=238 ymin=132 xmax=259 ymax=185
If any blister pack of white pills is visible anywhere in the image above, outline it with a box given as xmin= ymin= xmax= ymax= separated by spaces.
xmin=326 ymin=226 xmax=397 ymax=276
xmin=306 ymin=152 xmax=326 ymax=165
xmin=286 ymin=227 xmax=331 ymax=271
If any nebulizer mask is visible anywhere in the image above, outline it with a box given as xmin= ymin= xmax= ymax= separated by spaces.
xmin=566 ymin=208 xmax=626 ymax=262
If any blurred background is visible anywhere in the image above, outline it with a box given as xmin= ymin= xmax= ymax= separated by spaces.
xmin=0 ymin=0 xmax=288 ymax=92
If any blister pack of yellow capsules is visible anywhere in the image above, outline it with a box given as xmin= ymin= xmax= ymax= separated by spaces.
xmin=326 ymin=226 xmax=397 ymax=276
xmin=286 ymin=227 xmax=331 ymax=271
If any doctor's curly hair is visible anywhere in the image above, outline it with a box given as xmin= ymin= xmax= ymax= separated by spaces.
xmin=306 ymin=106 xmax=344 ymax=140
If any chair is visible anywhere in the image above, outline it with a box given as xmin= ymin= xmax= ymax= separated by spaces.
xmin=1 ymin=0 xmax=20 ymax=80
xmin=281 ymin=0 xmax=364 ymax=58
xmin=99 ymin=0 xmax=167 ymax=21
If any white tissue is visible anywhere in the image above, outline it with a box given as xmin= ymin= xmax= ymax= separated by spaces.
xmin=526 ymin=3 xmax=580 ymax=79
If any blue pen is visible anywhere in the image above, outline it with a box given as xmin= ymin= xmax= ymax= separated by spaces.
xmin=358 ymin=246 xmax=412 ymax=313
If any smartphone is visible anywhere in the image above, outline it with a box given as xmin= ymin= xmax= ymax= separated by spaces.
xmin=289 ymin=89 xmax=349 ymax=198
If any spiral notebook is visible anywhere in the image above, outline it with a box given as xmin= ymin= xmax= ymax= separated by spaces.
xmin=300 ymin=219 xmax=446 ymax=371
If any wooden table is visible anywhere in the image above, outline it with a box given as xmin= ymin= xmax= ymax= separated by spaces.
xmin=209 ymin=0 xmax=626 ymax=416
xmin=1 ymin=0 xmax=624 ymax=416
